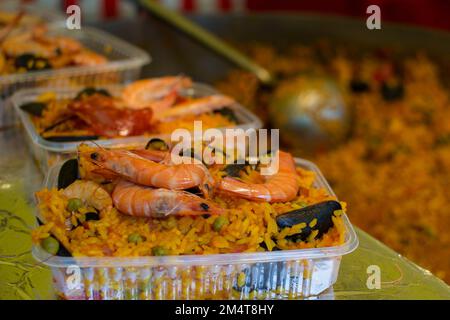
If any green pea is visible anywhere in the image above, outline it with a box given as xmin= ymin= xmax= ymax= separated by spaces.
xmin=213 ymin=216 xmax=229 ymax=232
xmin=67 ymin=198 xmax=83 ymax=212
xmin=152 ymin=246 xmax=167 ymax=256
xmin=41 ymin=236 xmax=60 ymax=255
xmin=127 ymin=232 xmax=144 ymax=244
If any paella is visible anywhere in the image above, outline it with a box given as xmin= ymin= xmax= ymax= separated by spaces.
xmin=32 ymin=143 xmax=346 ymax=257
xmin=216 ymin=41 xmax=450 ymax=282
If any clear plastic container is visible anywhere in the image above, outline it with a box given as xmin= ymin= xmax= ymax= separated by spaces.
xmin=0 ymin=24 xmax=150 ymax=98
xmin=32 ymin=158 xmax=358 ymax=300
xmin=12 ymin=83 xmax=263 ymax=172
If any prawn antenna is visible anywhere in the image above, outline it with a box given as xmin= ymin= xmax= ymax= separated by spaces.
xmin=88 ymin=140 xmax=108 ymax=151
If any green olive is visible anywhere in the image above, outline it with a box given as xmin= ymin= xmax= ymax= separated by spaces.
xmin=127 ymin=232 xmax=144 ymax=244
xmin=152 ymin=246 xmax=167 ymax=256
xmin=67 ymin=198 xmax=83 ymax=212
xmin=213 ymin=216 xmax=229 ymax=232
xmin=41 ymin=236 xmax=60 ymax=255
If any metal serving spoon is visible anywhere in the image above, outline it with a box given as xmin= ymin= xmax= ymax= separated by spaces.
xmin=139 ymin=0 xmax=350 ymax=155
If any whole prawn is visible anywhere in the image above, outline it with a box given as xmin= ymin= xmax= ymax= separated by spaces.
xmin=158 ymin=95 xmax=235 ymax=121
xmin=218 ymin=151 xmax=300 ymax=203
xmin=112 ymin=180 xmax=223 ymax=218
xmin=62 ymin=180 xmax=112 ymax=211
xmin=88 ymin=147 xmax=214 ymax=197
xmin=122 ymin=76 xmax=192 ymax=112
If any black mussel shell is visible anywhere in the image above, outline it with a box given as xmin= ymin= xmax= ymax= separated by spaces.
xmin=84 ymin=211 xmax=100 ymax=221
xmin=213 ymin=107 xmax=239 ymax=123
xmin=381 ymin=80 xmax=404 ymax=101
xmin=75 ymin=87 xmax=111 ymax=100
xmin=44 ymin=135 xmax=99 ymax=142
xmin=56 ymin=242 xmax=72 ymax=257
xmin=276 ymin=200 xmax=342 ymax=242
xmin=223 ymin=154 xmax=263 ymax=177
xmin=36 ymin=217 xmax=44 ymax=226
xmin=57 ymin=159 xmax=79 ymax=189
xmin=41 ymin=115 xmax=77 ymax=134
xmin=20 ymin=102 xmax=47 ymax=117
xmin=223 ymin=163 xmax=247 ymax=177
xmin=259 ymin=240 xmax=280 ymax=252
xmin=145 ymin=138 xmax=169 ymax=151
xmin=15 ymin=54 xmax=52 ymax=71
xmin=350 ymin=79 xmax=370 ymax=93
xmin=96 ymin=88 xmax=112 ymax=97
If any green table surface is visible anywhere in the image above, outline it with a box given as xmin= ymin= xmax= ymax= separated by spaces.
xmin=0 ymin=124 xmax=448 ymax=300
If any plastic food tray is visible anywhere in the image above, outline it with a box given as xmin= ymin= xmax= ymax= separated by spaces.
xmin=12 ymin=83 xmax=263 ymax=173
xmin=32 ymin=158 xmax=358 ymax=300
xmin=0 ymin=24 xmax=150 ymax=98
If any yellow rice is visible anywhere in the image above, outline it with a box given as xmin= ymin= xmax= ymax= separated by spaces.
xmin=32 ymin=167 xmax=346 ymax=257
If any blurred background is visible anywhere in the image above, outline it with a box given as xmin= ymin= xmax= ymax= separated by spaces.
xmin=12 ymin=0 xmax=450 ymax=284
xmin=19 ymin=0 xmax=450 ymax=31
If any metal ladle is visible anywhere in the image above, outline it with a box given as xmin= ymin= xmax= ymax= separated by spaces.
xmin=139 ymin=0 xmax=350 ymax=155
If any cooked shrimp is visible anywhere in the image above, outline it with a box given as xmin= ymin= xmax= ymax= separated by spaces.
xmin=218 ymin=151 xmax=300 ymax=203
xmin=2 ymin=32 xmax=54 ymax=58
xmin=71 ymin=50 xmax=107 ymax=66
xmin=88 ymin=148 xmax=214 ymax=196
xmin=158 ymin=95 xmax=235 ymax=121
xmin=62 ymin=180 xmax=112 ymax=211
xmin=112 ymin=180 xmax=223 ymax=218
xmin=122 ymin=76 xmax=192 ymax=112
xmin=131 ymin=149 xmax=169 ymax=162
xmin=0 ymin=10 xmax=24 ymax=44
xmin=53 ymin=37 xmax=83 ymax=54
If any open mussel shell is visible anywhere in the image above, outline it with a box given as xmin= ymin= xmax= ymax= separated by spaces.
xmin=223 ymin=163 xmax=247 ymax=177
xmin=213 ymin=107 xmax=239 ymax=123
xmin=276 ymin=200 xmax=342 ymax=242
xmin=20 ymin=102 xmax=47 ymax=117
xmin=145 ymin=138 xmax=169 ymax=151
xmin=75 ymin=87 xmax=111 ymax=100
xmin=56 ymin=244 xmax=72 ymax=257
xmin=222 ymin=153 xmax=266 ymax=177
xmin=15 ymin=54 xmax=52 ymax=71
xmin=57 ymin=158 xmax=79 ymax=189
xmin=37 ymin=215 xmax=72 ymax=257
